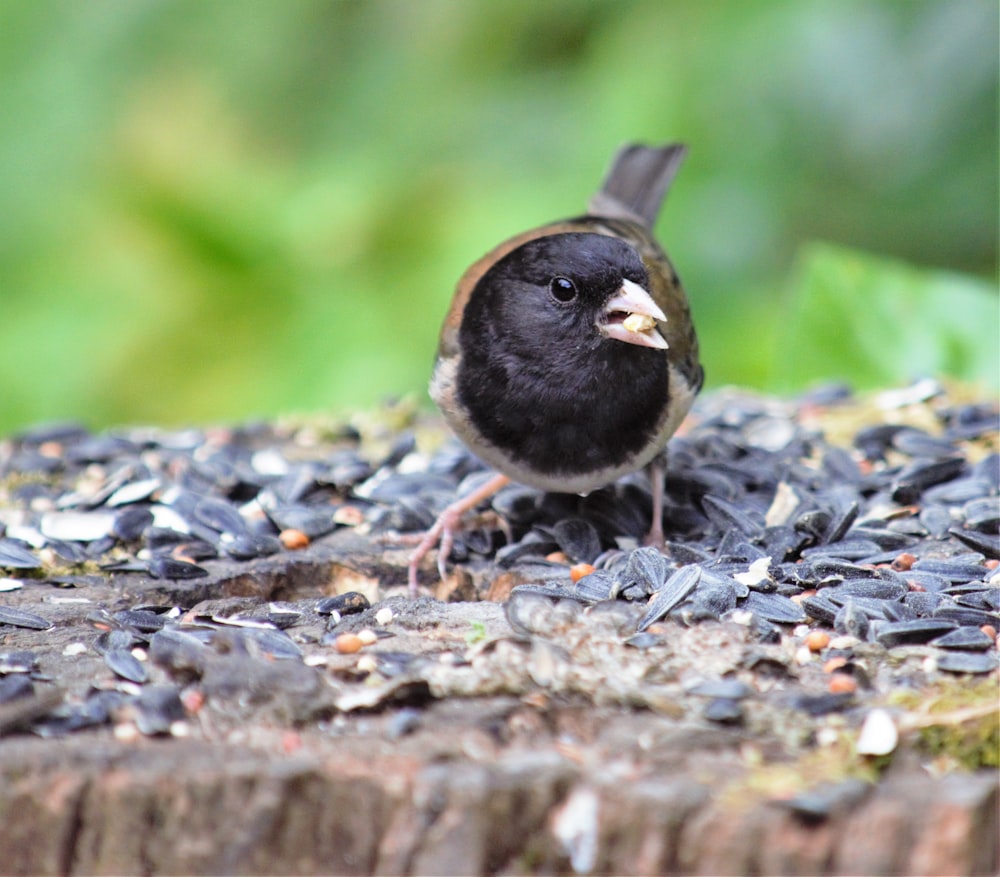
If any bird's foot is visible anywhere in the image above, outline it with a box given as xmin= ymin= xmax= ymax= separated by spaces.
xmin=406 ymin=473 xmax=510 ymax=597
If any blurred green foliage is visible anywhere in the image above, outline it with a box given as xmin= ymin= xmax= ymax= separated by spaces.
xmin=0 ymin=0 xmax=996 ymax=433
xmin=776 ymin=243 xmax=998 ymax=391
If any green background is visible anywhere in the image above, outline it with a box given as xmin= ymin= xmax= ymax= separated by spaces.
xmin=1 ymin=0 xmax=997 ymax=434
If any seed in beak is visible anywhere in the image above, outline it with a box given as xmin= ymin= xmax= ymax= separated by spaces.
xmin=623 ymin=313 xmax=658 ymax=334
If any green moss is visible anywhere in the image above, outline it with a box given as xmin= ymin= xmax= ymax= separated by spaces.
xmin=718 ymin=736 xmax=881 ymax=810
xmin=720 ymin=677 xmax=999 ymax=809
xmin=890 ymin=679 xmax=1000 ymax=771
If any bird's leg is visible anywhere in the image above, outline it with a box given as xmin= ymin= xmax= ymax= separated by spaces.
xmin=407 ymin=473 xmax=511 ymax=597
xmin=643 ymin=457 xmax=666 ymax=549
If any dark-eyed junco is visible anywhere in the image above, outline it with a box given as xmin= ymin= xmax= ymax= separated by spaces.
xmin=409 ymin=142 xmax=703 ymax=593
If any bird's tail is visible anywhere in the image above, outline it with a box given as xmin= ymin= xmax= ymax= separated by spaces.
xmin=587 ymin=142 xmax=687 ymax=229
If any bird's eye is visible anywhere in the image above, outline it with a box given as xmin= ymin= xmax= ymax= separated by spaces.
xmin=549 ymin=276 xmax=577 ymax=303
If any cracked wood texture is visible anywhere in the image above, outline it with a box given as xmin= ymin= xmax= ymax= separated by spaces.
xmin=0 ymin=734 xmax=996 ymax=875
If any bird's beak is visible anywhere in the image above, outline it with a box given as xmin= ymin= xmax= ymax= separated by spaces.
xmin=599 ymin=278 xmax=668 ymax=349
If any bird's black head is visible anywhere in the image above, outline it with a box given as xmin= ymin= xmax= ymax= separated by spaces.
xmin=463 ymin=233 xmax=651 ymax=359
xmin=455 ymin=231 xmax=670 ymax=479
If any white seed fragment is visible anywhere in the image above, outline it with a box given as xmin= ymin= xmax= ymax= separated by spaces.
xmin=623 ymin=313 xmax=657 ymax=333
xmin=736 ymin=557 xmax=773 ymax=587
xmin=40 ymin=510 xmax=116 ymax=542
xmin=375 ymin=607 xmax=394 ymax=626
xmin=856 ymin=708 xmax=898 ymax=756
xmin=114 ymin=722 xmax=140 ymax=742
xmin=553 ymin=786 xmax=599 ymax=874
xmin=816 ymin=727 xmax=840 ymax=747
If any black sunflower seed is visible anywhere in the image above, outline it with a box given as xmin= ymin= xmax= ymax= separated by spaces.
xmin=932 ymin=605 xmax=1000 ymax=627
xmin=948 ymin=528 xmax=1000 ymax=560
xmin=0 ymin=607 xmax=52 ymax=631
xmin=623 ymin=632 xmax=666 ymax=649
xmin=113 ymin=609 xmax=168 ymax=634
xmin=950 ymin=588 xmax=1000 ymax=611
xmin=825 ymin=594 xmax=887 ymax=618
xmin=622 ymin=547 xmax=670 ymax=593
xmin=702 ymin=495 xmax=763 ymax=537
xmin=822 ymin=501 xmax=860 ymax=545
xmin=875 ymin=619 xmax=959 ymax=648
xmin=778 ymin=779 xmax=872 ymax=823
xmin=265 ymin=506 xmax=337 ymax=539
xmin=551 ymin=518 xmax=602 ymax=565
xmin=802 ymin=540 xmax=883 ymax=561
xmin=890 ymin=457 xmax=966 ymax=504
xmin=682 ymin=585 xmax=738 ymax=621
xmin=134 ymin=685 xmax=187 ymax=735
xmin=963 ymin=498 xmax=1000 ymax=534
xmin=132 ymin=685 xmax=186 ymax=736
xmin=891 ymin=429 xmax=956 ymax=458
xmin=495 ymin=536 xmax=560 ymax=567
xmin=111 ymin=507 xmax=155 ymax=541
xmin=801 ymin=594 xmax=839 ymax=626
xmin=95 ymin=628 xmax=137 ymax=653
xmin=930 ymin=628 xmax=994 ymax=651
xmin=688 ymin=678 xmax=754 ymax=699
xmin=911 ymin=558 xmax=988 ymax=583
xmin=791 ymin=692 xmax=854 ymax=716
xmin=146 ymin=556 xmax=210 ymax=579
xmin=704 ymin=698 xmax=744 ymax=724
xmin=834 ymin=600 xmax=870 ymax=639
xmin=148 ymin=627 xmax=207 ymax=678
xmin=636 ymin=566 xmax=701 ymax=632
xmin=0 ymin=674 xmax=34 ymax=704
xmin=316 ymin=592 xmax=370 ymax=616
xmin=0 ymin=540 xmax=42 ymax=570
xmin=0 ymin=651 xmax=38 ymax=674
xmin=882 ymin=601 xmax=918 ymax=622
xmin=105 ymin=477 xmax=160 ymax=507
xmin=104 ymin=648 xmax=148 ymax=684
xmin=846 ymin=526 xmax=916 ymax=551
xmin=575 ymin=569 xmax=616 ymax=603
xmin=740 ymin=591 xmax=806 ymax=624
xmin=902 ymin=570 xmax=950 ymax=592
xmin=919 ymin=506 xmax=954 ymax=539
xmin=902 ymin=591 xmax=945 ymax=614
xmin=665 ymin=542 xmax=711 ymax=565
xmin=832 ymin=578 xmax=907 ymax=601
xmin=924 ymin=477 xmax=993 ymax=506
xmin=226 ymin=626 xmax=303 ymax=660
xmin=935 ymin=651 xmax=999 ymax=674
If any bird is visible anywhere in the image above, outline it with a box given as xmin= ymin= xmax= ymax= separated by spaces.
xmin=408 ymin=142 xmax=703 ymax=594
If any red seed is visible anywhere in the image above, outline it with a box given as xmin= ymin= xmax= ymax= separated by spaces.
xmin=334 ymin=633 xmax=364 ymax=654
xmin=279 ymin=528 xmax=309 ymax=550
xmin=823 ymin=656 xmax=848 ymax=674
xmin=891 ymin=552 xmax=916 ymax=572
xmin=805 ymin=631 xmax=830 ymax=652
xmin=570 ymin=563 xmax=595 ymax=582
xmin=828 ymin=673 xmax=857 ymax=694
xmin=181 ymin=689 xmax=205 ymax=713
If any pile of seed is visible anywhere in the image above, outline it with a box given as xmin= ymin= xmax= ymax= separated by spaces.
xmin=0 ymin=381 xmax=996 ymax=737
xmin=505 ymin=385 xmax=999 ymax=678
